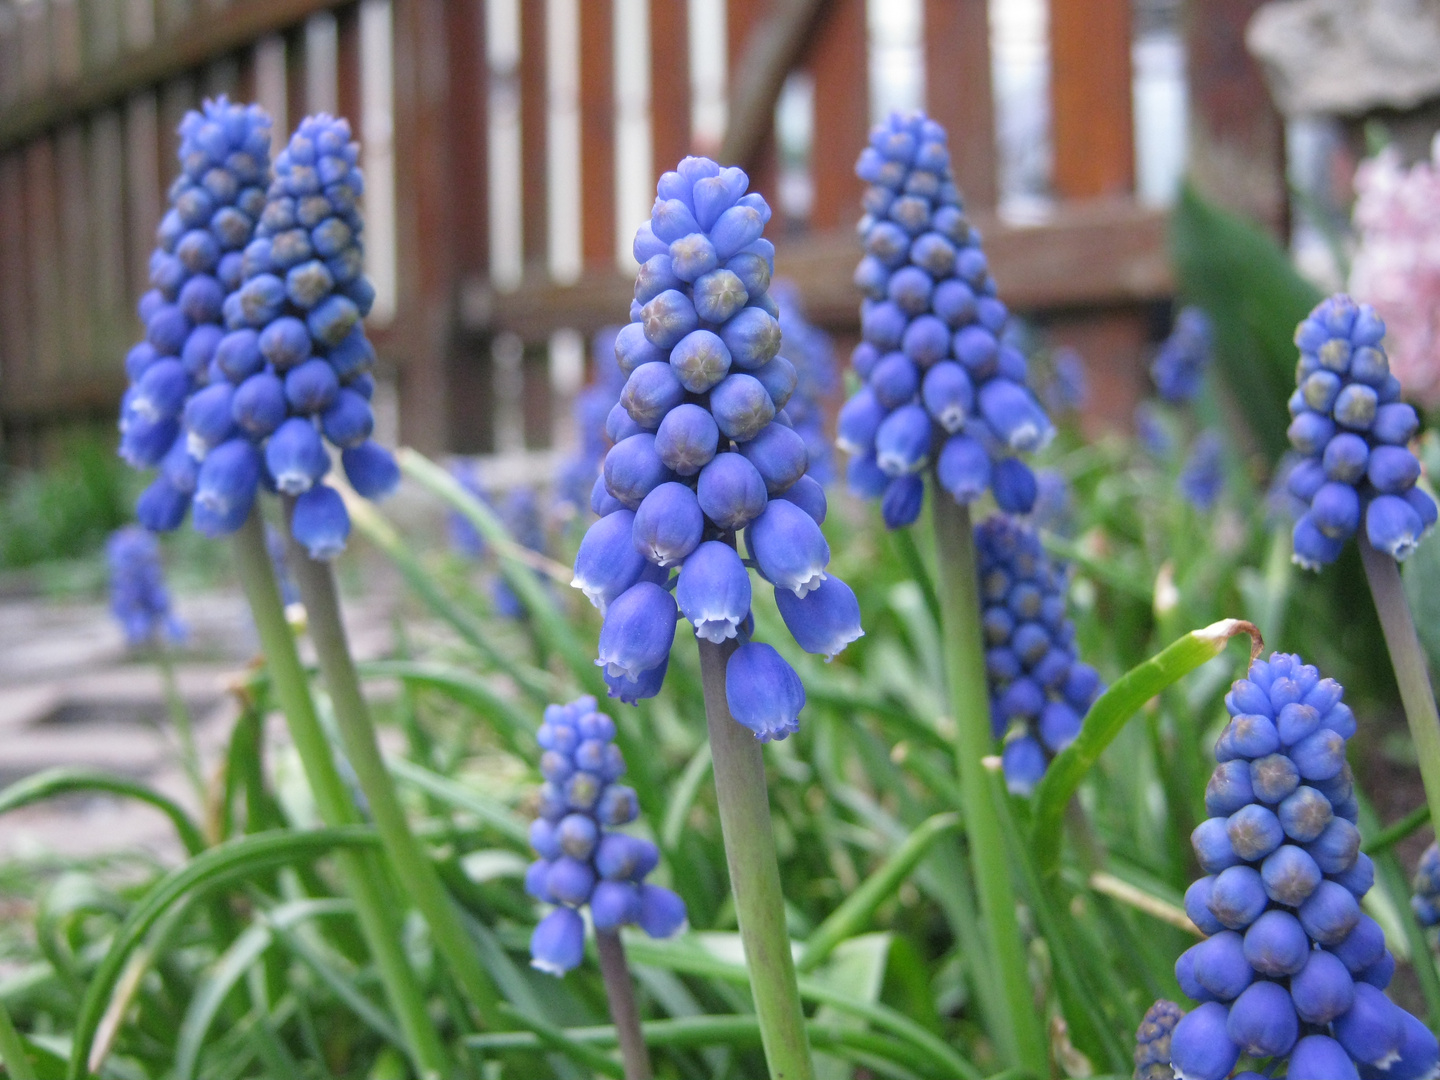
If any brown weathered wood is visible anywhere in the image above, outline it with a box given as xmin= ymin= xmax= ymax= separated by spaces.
xmin=722 ymin=0 xmax=826 ymax=182
xmin=335 ymin=3 xmax=360 ymax=126
xmin=55 ymin=123 xmax=95 ymax=375
xmin=445 ymin=0 xmax=488 ymax=274
xmin=124 ymin=91 xmax=162 ymax=303
xmin=0 ymin=6 xmax=20 ymax=111
xmin=925 ymin=0 xmax=997 ymax=209
xmin=518 ymin=0 xmax=547 ymax=268
xmin=807 ymin=0 xmax=866 ymax=230
xmin=1050 ymin=0 xmax=1134 ymax=199
xmin=579 ymin=0 xmax=615 ymax=267
xmin=286 ymin=23 xmax=309 ymax=119
xmin=650 ymin=0 xmax=690 ymax=180
xmin=51 ymin=0 xmax=84 ymax=85
xmin=0 ymin=153 xmax=32 ymax=417
xmin=85 ymin=0 xmax=125 ymax=69
xmin=18 ymin=1 xmax=51 ymax=99
xmin=1184 ymin=0 xmax=1286 ymax=235
xmin=89 ymin=109 xmax=131 ymax=363
xmin=0 ymin=0 xmax=357 ymax=151
xmin=459 ymin=201 xmax=1172 ymax=341
xmin=0 ymin=373 xmax=130 ymax=421
xmin=24 ymin=139 xmax=63 ymax=382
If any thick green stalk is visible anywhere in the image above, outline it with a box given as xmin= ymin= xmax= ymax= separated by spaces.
xmin=697 ymin=638 xmax=814 ymax=1080
xmin=594 ymin=930 xmax=653 ymax=1080
xmin=231 ymin=513 xmax=450 ymax=1080
xmin=280 ymin=509 xmax=502 ymax=1030
xmin=1360 ymin=535 xmax=1440 ymax=837
xmin=928 ymin=489 xmax=1048 ymax=1075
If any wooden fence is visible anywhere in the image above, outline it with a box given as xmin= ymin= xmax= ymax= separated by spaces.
xmin=0 ymin=0 xmax=1285 ymax=466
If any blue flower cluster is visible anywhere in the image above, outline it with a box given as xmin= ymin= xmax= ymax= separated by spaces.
xmin=556 ymin=327 xmax=628 ymax=514
xmin=1135 ymin=999 xmax=1184 ymax=1080
xmin=526 ymin=697 xmax=686 ymax=976
xmin=571 ymin=157 xmax=863 ymax=741
xmin=837 ymin=111 xmax=1054 ymax=529
xmin=1151 ymin=306 xmax=1214 ymax=405
xmin=1169 ymin=652 xmax=1437 ymax=1080
xmin=211 ymin=113 xmax=396 ymax=559
xmin=1041 ymin=345 xmax=1089 ymax=416
xmin=976 ymin=515 xmax=1100 ymax=795
xmin=106 ymin=527 xmax=184 ymax=647
xmin=1411 ymin=842 xmax=1440 ymax=928
xmin=1285 ymin=295 xmax=1437 ymax=568
xmin=120 ymin=98 xmax=271 ymax=527
xmin=1180 ymin=431 xmax=1225 ymax=512
xmin=772 ymin=280 xmax=837 ymax=485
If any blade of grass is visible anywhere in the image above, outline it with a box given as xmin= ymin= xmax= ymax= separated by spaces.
xmin=0 ymin=769 xmax=205 ymax=857
xmin=387 ymin=756 xmax=529 ymax=848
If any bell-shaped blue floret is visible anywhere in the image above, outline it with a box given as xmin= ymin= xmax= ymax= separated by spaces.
xmin=604 ymin=433 xmax=674 ymax=510
xmin=936 ymin=434 xmax=990 ymax=502
xmin=740 ymin=422 xmax=808 ymax=495
xmin=669 ymin=329 xmax=732 ymax=393
xmin=342 ymin=441 xmax=400 ymax=500
xmin=573 ymin=510 xmax=649 ymax=610
xmin=774 ymin=576 xmax=863 ymax=659
xmin=1366 ymin=493 xmax=1426 ymax=560
xmin=231 ymin=371 xmax=287 ymax=438
xmin=1335 ymin=983 xmax=1406 ymax=1071
xmin=530 ymin=907 xmax=585 ymax=976
xmin=194 ymin=437 xmax=261 ymax=535
xmin=284 ymin=357 xmax=340 ymax=414
xmin=266 ymin=416 xmax=329 ymax=495
xmin=676 ymin=541 xmax=751 ymax=644
xmin=654 ymin=403 xmax=719 ymax=476
xmin=1001 ymin=735 xmax=1047 ymax=796
xmin=597 ymin=582 xmax=677 ymax=684
xmin=874 ymin=403 xmax=932 ymax=476
xmin=710 ymin=372 xmax=776 ymax=442
xmin=1241 ymin=908 xmax=1308 ymax=974
xmin=780 ymin=473 xmax=827 ymax=524
xmin=836 ymin=387 xmax=887 ymax=455
xmin=1191 ymin=930 xmax=1253 ymax=1000
xmin=137 ymin=475 xmax=191 ymax=532
xmin=632 ymin=481 xmax=704 ymax=567
xmin=605 ymin=654 xmax=669 ymax=704
xmin=290 ymin=483 xmax=351 ymax=560
xmin=320 ymin=388 xmax=374 ymax=448
xmin=1290 ymin=948 xmax=1355 ymax=1024
xmin=1289 ymin=1035 xmax=1361 ymax=1080
xmin=697 ymin=452 xmax=768 ymax=530
xmin=747 ymin=499 xmax=829 ymax=597
xmin=882 ymin=474 xmax=924 ymax=528
xmin=1384 ymin=1010 xmax=1440 ymax=1080
xmin=637 ymin=884 xmax=687 ymax=938
xmin=1168 ymin=1001 xmax=1239 ymax=1080
xmin=725 ymin=641 xmax=805 ymax=742
xmin=1225 ymin=979 xmax=1298 ymax=1057
xmin=184 ymin=382 xmax=238 ymax=451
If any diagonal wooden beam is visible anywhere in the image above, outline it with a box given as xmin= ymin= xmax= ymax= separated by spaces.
xmin=718 ymin=0 xmax=831 ymax=171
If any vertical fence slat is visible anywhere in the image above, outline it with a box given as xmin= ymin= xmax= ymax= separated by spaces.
xmin=1184 ymin=0 xmax=1286 ymax=235
xmin=0 ymin=6 xmax=19 ymax=111
xmin=85 ymin=0 xmax=124 ymax=69
xmin=925 ymin=0 xmax=998 ymax=209
xmin=56 ymin=123 xmax=95 ymax=380
xmin=336 ymin=2 xmax=362 ymax=122
xmin=579 ymin=0 xmax=615 ymax=269
xmin=807 ymin=0 xmax=866 ymax=231
xmin=0 ymin=153 xmax=32 ymax=434
xmin=124 ymin=91 xmax=162 ymax=305
xmin=519 ymin=0 xmax=548 ymax=270
xmin=286 ymin=24 xmax=309 ymax=123
xmin=24 ymin=139 xmax=63 ymax=386
xmin=447 ymin=0 xmax=488 ymax=274
xmin=1050 ymin=0 xmax=1134 ymax=199
xmin=18 ymin=0 xmax=52 ymax=98
xmin=649 ymin=0 xmax=689 ymax=179
xmin=90 ymin=109 xmax=130 ymax=367
xmin=51 ymin=0 xmax=83 ymax=84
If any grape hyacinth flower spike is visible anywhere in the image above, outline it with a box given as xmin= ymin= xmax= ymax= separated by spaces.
xmin=838 ymin=110 xmax=1054 ymax=529
xmin=527 ymin=698 xmax=684 ymax=1078
xmin=117 ymin=97 xmax=273 ymax=533
xmin=772 ymin=280 xmax=838 ymax=485
xmin=1412 ymin=843 xmax=1440 ymax=930
xmin=1167 ymin=652 xmax=1437 ymax=1080
xmin=975 ymin=516 xmax=1101 ymax=795
xmin=1283 ymin=294 xmax=1440 ymax=866
xmin=106 ymin=527 xmax=185 ymax=648
xmin=1134 ymin=1000 xmax=1184 ymax=1080
xmin=555 ymin=326 xmax=628 ymax=515
xmin=572 ymin=155 xmax=847 ymax=1080
xmin=1151 ymin=306 xmax=1214 ymax=405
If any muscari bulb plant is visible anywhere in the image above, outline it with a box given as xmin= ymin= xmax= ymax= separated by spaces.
xmin=837 ymin=111 xmax=1054 ymax=528
xmin=572 ymin=156 xmax=862 ymax=740
xmin=525 ymin=695 xmax=686 ymax=975
xmin=1152 ymin=305 xmax=1214 ymax=406
xmin=976 ymin=515 xmax=1101 ymax=795
xmin=106 ymin=526 xmax=184 ymax=647
xmin=1135 ymin=999 xmax=1185 ymax=1080
xmin=1169 ymin=651 xmax=1437 ymax=1080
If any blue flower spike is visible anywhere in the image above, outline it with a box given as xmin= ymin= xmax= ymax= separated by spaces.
xmin=1134 ymin=999 xmax=1184 ymax=1080
xmin=106 ymin=527 xmax=186 ymax=647
xmin=1165 ymin=652 xmax=1435 ymax=1080
xmin=838 ymin=111 xmax=1054 ymax=526
xmin=527 ymin=697 xmax=686 ymax=976
xmin=1151 ymin=306 xmax=1214 ymax=405
xmin=975 ymin=515 xmax=1101 ymax=795
xmin=570 ymin=157 xmax=863 ymax=737
xmin=118 ymin=97 xmax=273 ymax=531
xmin=1286 ymin=295 xmax=1437 ymax=568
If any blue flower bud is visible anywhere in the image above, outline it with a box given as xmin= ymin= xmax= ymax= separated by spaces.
xmin=1209 ymin=865 xmax=1267 ymax=930
xmin=937 ymin=434 xmax=991 ymax=501
xmin=725 ymin=641 xmax=805 ymax=741
xmin=194 ymin=438 xmax=261 ymax=534
xmin=1226 ymin=979 xmax=1297 ymax=1057
xmin=283 ymin=357 xmax=339 ymax=414
xmin=869 ymin=351 xmax=920 ymax=409
xmin=1288 ymin=1035 xmax=1360 ymax=1080
xmin=319 ymin=388 xmax=374 ymax=448
xmin=586 ymin=881 xmax=638 ymax=931
xmin=633 ymin=482 xmax=704 ymax=567
xmin=697 ymin=452 xmax=768 ymax=529
xmin=621 ymin=362 xmax=686 ymax=428
xmin=1228 ymin=803 xmax=1284 ymax=860
xmin=874 ymin=403 xmax=932 ymax=476
xmin=1335 ymin=983 xmax=1406 ymax=1070
xmin=605 ymin=433 xmax=674 ymax=510
xmin=669 ymin=233 xmax=718 ymax=283
xmin=666 ymin=329 xmax=732 ymax=393
xmin=266 ymin=417 xmax=329 ymax=495
xmin=1333 ymin=914 xmax=1386 ymax=976
xmin=258 ymin=314 xmax=312 ymax=372
xmin=1290 ymin=948 xmax=1356 ymax=1024
xmin=530 ymin=907 xmax=585 ymax=976
xmin=710 ymin=373 xmax=776 ymax=441
xmin=902 ymin=314 xmax=949 ymax=366
xmin=748 ymin=500 xmax=829 ymax=597
xmin=1366 ymin=493 xmax=1426 ymax=560
xmin=290 ymin=483 xmax=350 ymax=559
xmin=597 ymin=581 xmax=677 ymax=683
xmin=1299 ymin=879 xmax=1361 ymax=945
xmin=779 ymin=473 xmax=827 ymax=524
xmin=1001 ymin=734 xmax=1047 ymax=795
xmin=1174 ymin=945 xmax=1213 ymax=1003
xmin=557 ymin=812 xmax=599 ymax=859
xmin=836 ymin=388 xmax=887 ymax=455
xmin=992 ymin=458 xmax=1038 ymax=514
xmin=595 ymin=784 xmax=640 ymax=826
xmin=676 ymin=541 xmax=750 ymax=643
xmin=720 ymin=307 xmax=782 ymax=370
xmin=978 ymin=378 xmax=1052 ymax=452
xmin=1249 ymin=752 xmax=1300 ymax=805
xmin=692 ymin=267 xmax=749 ymax=323
xmin=1185 ymin=877 xmax=1226 ymax=936
xmin=1192 ymin=930 xmax=1252 ymax=1000
xmin=1323 ymin=432 xmax=1370 ymax=483
xmin=183 ymin=382 xmax=238 ymax=451
xmin=1372 ymin=402 xmax=1419 ymax=445
xmin=636 ymin=884 xmax=687 ymax=937
xmin=1244 ymin=907 xmax=1310 ymax=976
xmin=138 ymin=474 xmax=191 ymax=532
xmin=1205 ymin=761 xmax=1255 ymax=816
xmin=1170 ymin=1002 xmax=1240 ymax=1080
xmin=1367 ymin=445 xmax=1421 ymax=494
xmin=342 ymin=441 xmax=399 ymax=500
xmin=774 ymin=576 xmax=863 ymax=660
xmin=1193 ymin=817 xmax=1240 ymax=874
xmin=1386 ymin=1011 xmax=1440 ymax=1080
xmin=573 ymin=509 xmax=651 ymax=610
xmin=921 ymin=361 xmax=973 ymax=432
xmin=740 ymin=422 xmax=808 ymax=494
xmin=751 ymin=355 xmax=797 ymax=412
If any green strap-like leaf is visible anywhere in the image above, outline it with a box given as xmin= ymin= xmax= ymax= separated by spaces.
xmin=0 ymin=768 xmax=205 ymax=856
xmin=1030 ymin=619 xmax=1261 ymax=878
xmin=386 ymin=756 xmax=529 ymax=848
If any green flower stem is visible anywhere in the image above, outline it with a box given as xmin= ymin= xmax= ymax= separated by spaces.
xmin=1360 ymin=534 xmax=1440 ymax=837
xmin=929 ymin=489 xmax=1048 ymax=1076
xmin=697 ymin=637 xmax=814 ymax=1080
xmin=156 ymin=649 xmax=206 ymax=801
xmin=0 ymin=999 xmax=36 ymax=1080
xmin=594 ymin=930 xmax=653 ymax=1080
xmin=279 ymin=507 xmax=503 ymax=1031
xmin=231 ymin=513 xmax=450 ymax=1080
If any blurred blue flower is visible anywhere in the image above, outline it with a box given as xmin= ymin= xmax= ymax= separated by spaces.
xmin=1180 ymin=432 xmax=1225 ymax=512
xmin=1042 ymin=346 xmax=1088 ymax=415
xmin=555 ymin=326 xmax=627 ymax=514
xmin=107 ymin=527 xmax=185 ymax=647
xmin=1151 ymin=306 xmax=1213 ymax=404
xmin=772 ymin=280 xmax=837 ymax=485
xmin=1134 ymin=999 xmax=1184 ymax=1080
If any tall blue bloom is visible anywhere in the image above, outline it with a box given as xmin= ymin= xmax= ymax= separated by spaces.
xmin=446 ymin=459 xmax=491 ymax=559
xmin=837 ymin=111 xmax=1054 ymax=528
xmin=493 ymin=487 xmax=548 ymax=617
xmin=106 ymin=527 xmax=185 ymax=647
xmin=218 ymin=113 xmax=395 ymax=558
xmin=527 ymin=696 xmax=686 ymax=976
xmin=1151 ymin=306 xmax=1213 ymax=404
xmin=556 ymin=326 xmax=628 ymax=514
xmin=118 ymin=97 xmax=273 ymax=532
xmin=571 ymin=157 xmax=863 ymax=740
xmin=772 ymin=280 xmax=837 ymax=485
xmin=1042 ymin=346 xmax=1089 ymax=416
xmin=976 ymin=515 xmax=1100 ymax=795
xmin=1168 ymin=652 xmax=1436 ymax=1080
xmin=1412 ymin=842 xmax=1440 ymax=929
xmin=1180 ymin=431 xmax=1225 ymax=512
xmin=1134 ymin=1000 xmax=1184 ymax=1080
xmin=1286 ymin=295 xmax=1437 ymax=568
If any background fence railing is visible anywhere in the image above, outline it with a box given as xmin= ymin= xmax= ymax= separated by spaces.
xmin=0 ymin=0 xmax=1285 ymax=468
